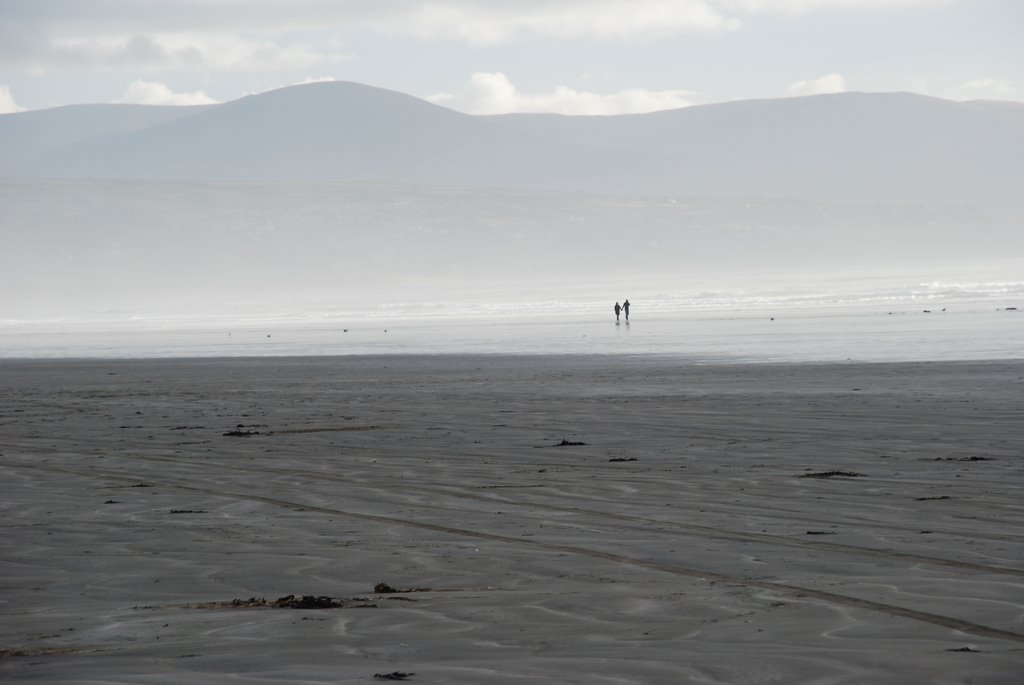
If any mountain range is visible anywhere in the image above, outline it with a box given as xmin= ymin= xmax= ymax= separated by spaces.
xmin=3 ymin=81 xmax=1023 ymax=212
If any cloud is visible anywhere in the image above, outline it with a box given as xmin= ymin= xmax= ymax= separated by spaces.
xmin=292 ymin=76 xmax=337 ymax=86
xmin=0 ymin=0 xmax=954 ymax=71
xmin=43 ymin=32 xmax=341 ymax=71
xmin=945 ymin=78 xmax=1023 ymax=102
xmin=429 ymin=72 xmax=697 ymax=115
xmin=2 ymin=1 xmax=739 ymax=61
xmin=721 ymin=0 xmax=948 ymax=14
xmin=786 ymin=73 xmax=847 ymax=96
xmin=375 ymin=1 xmax=737 ymax=44
xmin=0 ymin=84 xmax=25 ymax=113
xmin=244 ymin=75 xmax=337 ymax=97
xmin=120 ymin=80 xmax=219 ymax=106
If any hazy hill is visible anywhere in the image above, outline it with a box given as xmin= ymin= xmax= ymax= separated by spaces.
xmin=0 ymin=103 xmax=210 ymax=173
xmin=5 ymin=82 xmax=603 ymax=191
xmin=2 ymin=82 xmax=1023 ymax=211
xmin=487 ymin=92 xmax=1024 ymax=209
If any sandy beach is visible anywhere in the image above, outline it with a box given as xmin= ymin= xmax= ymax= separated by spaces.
xmin=1 ymin=355 xmax=1022 ymax=683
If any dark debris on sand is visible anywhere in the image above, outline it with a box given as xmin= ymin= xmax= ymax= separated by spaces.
xmin=375 ymin=582 xmax=432 ymax=594
xmin=934 ymin=456 xmax=994 ymax=462
xmin=192 ymin=594 xmax=377 ymax=610
xmin=228 ymin=595 xmax=345 ymax=609
xmin=267 ymin=595 xmax=348 ymax=609
xmin=374 ymin=673 xmax=415 ymax=680
xmin=553 ymin=439 xmax=586 ymax=447
xmin=798 ymin=470 xmax=864 ymax=479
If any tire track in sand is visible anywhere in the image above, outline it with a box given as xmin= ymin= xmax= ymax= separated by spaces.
xmin=9 ymin=460 xmax=1024 ymax=646
xmin=36 ymin=448 xmax=1024 ymax=578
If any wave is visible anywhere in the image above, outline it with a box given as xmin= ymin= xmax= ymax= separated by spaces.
xmin=3 ymin=274 xmax=1021 ymax=331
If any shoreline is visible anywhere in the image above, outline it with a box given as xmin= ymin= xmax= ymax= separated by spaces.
xmin=3 ymin=352 xmax=1024 ymax=367
xmin=3 ymin=299 xmax=1022 ymax=363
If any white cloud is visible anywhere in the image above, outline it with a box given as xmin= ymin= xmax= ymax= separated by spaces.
xmin=244 ymin=76 xmax=337 ymax=97
xmin=429 ymin=72 xmax=697 ymax=115
xmin=42 ymin=32 xmax=346 ymax=71
xmin=377 ymin=1 xmax=737 ymax=44
xmin=0 ymin=84 xmax=25 ymax=113
xmin=945 ymin=78 xmax=1023 ymax=102
xmin=3 ymin=2 xmax=740 ymax=62
xmin=720 ymin=0 xmax=947 ymax=14
xmin=1 ymin=0 xmax=955 ymax=70
xmin=4 ymin=1 xmax=946 ymax=37
xmin=155 ymin=33 xmax=338 ymax=71
xmin=292 ymin=75 xmax=337 ymax=86
xmin=786 ymin=73 xmax=847 ymax=96
xmin=120 ymin=80 xmax=219 ymax=106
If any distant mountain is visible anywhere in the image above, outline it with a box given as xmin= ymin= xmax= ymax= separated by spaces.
xmin=487 ymin=92 xmax=1024 ymax=209
xmin=2 ymin=83 xmax=604 ymax=191
xmin=0 ymin=103 xmax=211 ymax=170
xmin=2 ymin=82 xmax=1023 ymax=211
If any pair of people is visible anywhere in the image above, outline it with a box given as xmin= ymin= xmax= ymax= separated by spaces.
xmin=614 ymin=299 xmax=630 ymax=322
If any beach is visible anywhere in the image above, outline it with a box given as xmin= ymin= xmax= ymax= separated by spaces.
xmin=2 ymin=355 xmax=1023 ymax=683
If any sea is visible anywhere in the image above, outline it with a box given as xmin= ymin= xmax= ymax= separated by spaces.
xmin=2 ymin=267 xmax=1021 ymax=363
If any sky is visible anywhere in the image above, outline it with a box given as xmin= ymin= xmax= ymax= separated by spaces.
xmin=0 ymin=0 xmax=1022 ymax=115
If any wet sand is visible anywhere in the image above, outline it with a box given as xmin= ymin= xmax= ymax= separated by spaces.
xmin=1 ymin=356 xmax=1022 ymax=683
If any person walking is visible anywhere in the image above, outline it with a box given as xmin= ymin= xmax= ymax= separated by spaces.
xmin=623 ymin=299 xmax=630 ymax=321
xmin=614 ymin=302 xmax=622 ymax=322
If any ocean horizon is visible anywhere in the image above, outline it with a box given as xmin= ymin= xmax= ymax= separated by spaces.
xmin=3 ymin=268 xmax=1020 ymax=362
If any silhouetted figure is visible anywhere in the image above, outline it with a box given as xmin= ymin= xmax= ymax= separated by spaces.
xmin=623 ymin=299 xmax=630 ymax=321
xmin=614 ymin=302 xmax=622 ymax=322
